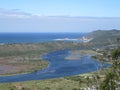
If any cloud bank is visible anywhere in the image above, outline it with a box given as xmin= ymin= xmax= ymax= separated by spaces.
xmin=0 ymin=8 xmax=120 ymax=32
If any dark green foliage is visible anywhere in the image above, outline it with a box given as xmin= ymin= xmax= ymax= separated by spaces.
xmin=112 ymin=48 xmax=120 ymax=60
xmin=72 ymin=88 xmax=78 ymax=90
xmin=91 ymin=56 xmax=97 ymax=59
xmin=100 ymin=47 xmax=120 ymax=90
xmin=100 ymin=71 xmax=117 ymax=90
xmin=44 ymin=87 xmax=50 ymax=90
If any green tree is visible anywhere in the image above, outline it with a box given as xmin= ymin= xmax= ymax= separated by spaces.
xmin=100 ymin=47 xmax=120 ymax=90
xmin=100 ymin=71 xmax=117 ymax=90
xmin=112 ymin=48 xmax=120 ymax=69
xmin=112 ymin=48 xmax=120 ymax=60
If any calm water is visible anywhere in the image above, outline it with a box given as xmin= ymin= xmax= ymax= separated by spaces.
xmin=0 ymin=33 xmax=85 ymax=44
xmin=0 ymin=50 xmax=110 ymax=83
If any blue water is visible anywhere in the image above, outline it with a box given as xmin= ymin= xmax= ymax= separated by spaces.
xmin=0 ymin=50 xmax=110 ymax=83
xmin=0 ymin=33 xmax=85 ymax=44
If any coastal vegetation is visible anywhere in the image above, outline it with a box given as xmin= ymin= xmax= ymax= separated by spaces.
xmin=0 ymin=30 xmax=120 ymax=90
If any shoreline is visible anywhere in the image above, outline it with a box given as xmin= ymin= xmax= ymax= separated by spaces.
xmin=0 ymin=49 xmax=111 ymax=77
xmin=0 ymin=49 xmax=110 ymax=83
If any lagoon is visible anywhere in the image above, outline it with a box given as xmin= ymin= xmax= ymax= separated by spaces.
xmin=0 ymin=50 xmax=110 ymax=83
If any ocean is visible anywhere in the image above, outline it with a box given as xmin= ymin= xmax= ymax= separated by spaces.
xmin=0 ymin=33 xmax=85 ymax=44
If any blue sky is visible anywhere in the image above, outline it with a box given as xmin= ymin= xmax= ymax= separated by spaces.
xmin=1 ymin=0 xmax=120 ymax=17
xmin=0 ymin=0 xmax=120 ymax=32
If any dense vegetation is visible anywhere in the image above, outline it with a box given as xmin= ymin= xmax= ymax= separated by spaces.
xmin=100 ymin=48 xmax=120 ymax=90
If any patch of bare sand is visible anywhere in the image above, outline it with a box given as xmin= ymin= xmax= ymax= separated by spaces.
xmin=65 ymin=50 xmax=98 ymax=60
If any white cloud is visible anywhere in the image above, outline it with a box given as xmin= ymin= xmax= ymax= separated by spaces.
xmin=0 ymin=8 xmax=120 ymax=32
xmin=0 ymin=8 xmax=32 ymax=18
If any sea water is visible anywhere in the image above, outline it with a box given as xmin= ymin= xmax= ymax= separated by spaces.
xmin=0 ymin=33 xmax=85 ymax=44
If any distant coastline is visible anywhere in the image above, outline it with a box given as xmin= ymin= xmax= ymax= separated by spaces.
xmin=0 ymin=33 xmax=86 ymax=44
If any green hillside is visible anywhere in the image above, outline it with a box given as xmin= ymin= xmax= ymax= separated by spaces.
xmin=85 ymin=29 xmax=120 ymax=46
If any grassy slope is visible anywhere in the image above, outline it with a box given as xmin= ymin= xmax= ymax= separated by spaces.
xmin=85 ymin=30 xmax=120 ymax=46
xmin=0 ymin=69 xmax=108 ymax=90
xmin=0 ymin=78 xmax=80 ymax=90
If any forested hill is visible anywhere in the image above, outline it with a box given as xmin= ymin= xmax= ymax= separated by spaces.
xmin=85 ymin=30 xmax=120 ymax=46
